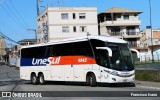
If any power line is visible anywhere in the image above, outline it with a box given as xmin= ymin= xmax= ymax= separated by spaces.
xmin=0 ymin=32 xmax=19 ymax=44
xmin=3 ymin=0 xmax=27 ymax=29
xmin=0 ymin=2 xmax=26 ymax=29
xmin=8 ymin=0 xmax=30 ymax=28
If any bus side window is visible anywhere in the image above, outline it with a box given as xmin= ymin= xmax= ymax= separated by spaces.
xmin=72 ymin=41 xmax=93 ymax=57
xmin=44 ymin=45 xmax=53 ymax=57
xmin=52 ymin=45 xmax=59 ymax=57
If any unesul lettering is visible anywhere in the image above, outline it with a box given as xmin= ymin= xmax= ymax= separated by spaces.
xmin=32 ymin=57 xmax=61 ymax=65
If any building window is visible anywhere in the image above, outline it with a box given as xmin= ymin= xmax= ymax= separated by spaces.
xmin=61 ymin=13 xmax=69 ymax=19
xmin=42 ymin=23 xmax=46 ymax=28
xmin=44 ymin=35 xmax=48 ymax=42
xmin=123 ymin=15 xmax=129 ymax=20
xmin=73 ymin=26 xmax=76 ymax=32
xmin=38 ymin=39 xmax=40 ymax=43
xmin=79 ymin=13 xmax=86 ymax=19
xmin=134 ymin=14 xmax=137 ymax=17
xmin=43 ymin=29 xmax=47 ymax=34
xmin=62 ymin=27 xmax=69 ymax=32
xmin=73 ymin=13 xmax=76 ymax=19
xmin=80 ymin=26 xmax=87 ymax=32
xmin=116 ymin=14 xmax=121 ymax=18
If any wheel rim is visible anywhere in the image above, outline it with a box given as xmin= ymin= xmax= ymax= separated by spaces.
xmin=86 ymin=76 xmax=90 ymax=85
xmin=40 ymin=76 xmax=43 ymax=83
xmin=32 ymin=76 xmax=36 ymax=83
xmin=90 ymin=77 xmax=92 ymax=85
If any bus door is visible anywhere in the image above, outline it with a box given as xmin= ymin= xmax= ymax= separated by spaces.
xmin=96 ymin=49 xmax=110 ymax=82
xmin=64 ymin=65 xmax=74 ymax=81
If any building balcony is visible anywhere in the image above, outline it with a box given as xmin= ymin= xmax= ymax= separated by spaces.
xmin=100 ymin=19 xmax=141 ymax=27
xmin=126 ymin=32 xmax=138 ymax=35
xmin=109 ymin=32 xmax=122 ymax=36
xmin=129 ymin=44 xmax=138 ymax=48
xmin=108 ymin=32 xmax=141 ymax=38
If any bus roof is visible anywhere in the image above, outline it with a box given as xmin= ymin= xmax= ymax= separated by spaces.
xmin=21 ymin=35 xmax=127 ymax=49
xmin=89 ymin=35 xmax=127 ymax=43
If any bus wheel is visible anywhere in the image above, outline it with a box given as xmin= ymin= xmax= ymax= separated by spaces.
xmin=38 ymin=74 xmax=45 ymax=85
xmin=86 ymin=75 xmax=90 ymax=85
xmin=89 ymin=74 xmax=97 ymax=87
xmin=31 ymin=74 xmax=38 ymax=85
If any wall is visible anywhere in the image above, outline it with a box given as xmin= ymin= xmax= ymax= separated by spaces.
xmin=153 ymin=30 xmax=160 ymax=39
xmin=37 ymin=7 xmax=98 ymax=42
xmin=48 ymin=7 xmax=98 ymax=40
xmin=0 ymin=39 xmax=5 ymax=55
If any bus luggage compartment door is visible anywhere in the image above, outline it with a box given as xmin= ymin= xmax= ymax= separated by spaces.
xmin=64 ymin=64 xmax=74 ymax=81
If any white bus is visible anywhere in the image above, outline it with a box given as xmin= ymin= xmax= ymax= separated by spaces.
xmin=20 ymin=36 xmax=135 ymax=86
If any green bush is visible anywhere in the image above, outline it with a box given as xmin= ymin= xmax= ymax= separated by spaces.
xmin=135 ymin=70 xmax=160 ymax=82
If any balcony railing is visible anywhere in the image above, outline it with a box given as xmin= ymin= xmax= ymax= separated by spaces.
xmin=100 ymin=19 xmax=141 ymax=26
xmin=129 ymin=44 xmax=138 ymax=48
xmin=109 ymin=32 xmax=122 ymax=36
xmin=105 ymin=18 xmax=117 ymax=21
xmin=126 ymin=32 xmax=139 ymax=35
xmin=108 ymin=32 xmax=140 ymax=36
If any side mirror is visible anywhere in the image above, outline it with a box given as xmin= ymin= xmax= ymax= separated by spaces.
xmin=130 ymin=49 xmax=140 ymax=58
xmin=96 ymin=47 xmax=112 ymax=57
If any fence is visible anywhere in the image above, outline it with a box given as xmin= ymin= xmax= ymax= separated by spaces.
xmin=134 ymin=54 xmax=160 ymax=70
xmin=135 ymin=54 xmax=160 ymax=81
xmin=138 ymin=54 xmax=160 ymax=62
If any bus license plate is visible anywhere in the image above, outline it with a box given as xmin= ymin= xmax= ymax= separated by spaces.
xmin=123 ymin=79 xmax=128 ymax=82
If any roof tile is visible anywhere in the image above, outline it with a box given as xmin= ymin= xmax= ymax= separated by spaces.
xmin=103 ymin=7 xmax=142 ymax=13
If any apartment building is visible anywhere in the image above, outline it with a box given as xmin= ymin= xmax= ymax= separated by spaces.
xmin=37 ymin=7 xmax=98 ymax=43
xmin=0 ymin=36 xmax=6 ymax=55
xmin=140 ymin=28 xmax=160 ymax=47
xmin=139 ymin=28 xmax=160 ymax=61
xmin=18 ymin=39 xmax=36 ymax=46
xmin=98 ymin=7 xmax=142 ymax=48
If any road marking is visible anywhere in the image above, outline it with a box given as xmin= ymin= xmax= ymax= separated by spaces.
xmin=137 ymin=85 xmax=160 ymax=90
xmin=0 ymin=79 xmax=20 ymax=82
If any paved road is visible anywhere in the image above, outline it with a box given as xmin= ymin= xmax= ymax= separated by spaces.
xmin=0 ymin=65 xmax=160 ymax=100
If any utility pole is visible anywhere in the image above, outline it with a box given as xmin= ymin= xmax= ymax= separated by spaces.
xmin=149 ymin=0 xmax=154 ymax=62
xmin=37 ymin=0 xmax=40 ymax=16
xmin=27 ymin=29 xmax=37 ymax=44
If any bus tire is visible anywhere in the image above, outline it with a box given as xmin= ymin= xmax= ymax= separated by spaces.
xmin=110 ymin=83 xmax=117 ymax=87
xmin=86 ymin=75 xmax=90 ymax=85
xmin=31 ymin=74 xmax=38 ymax=85
xmin=89 ymin=73 xmax=97 ymax=87
xmin=38 ymin=74 xmax=45 ymax=85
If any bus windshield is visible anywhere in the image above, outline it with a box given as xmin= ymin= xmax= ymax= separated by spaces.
xmin=96 ymin=43 xmax=134 ymax=71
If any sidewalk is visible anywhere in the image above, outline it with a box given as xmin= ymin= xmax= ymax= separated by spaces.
xmin=135 ymin=80 xmax=160 ymax=88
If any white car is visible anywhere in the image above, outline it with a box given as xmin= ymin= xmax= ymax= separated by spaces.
xmin=9 ymin=57 xmax=17 ymax=67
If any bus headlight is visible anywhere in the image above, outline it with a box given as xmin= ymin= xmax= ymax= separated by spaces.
xmin=112 ymin=78 xmax=116 ymax=81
